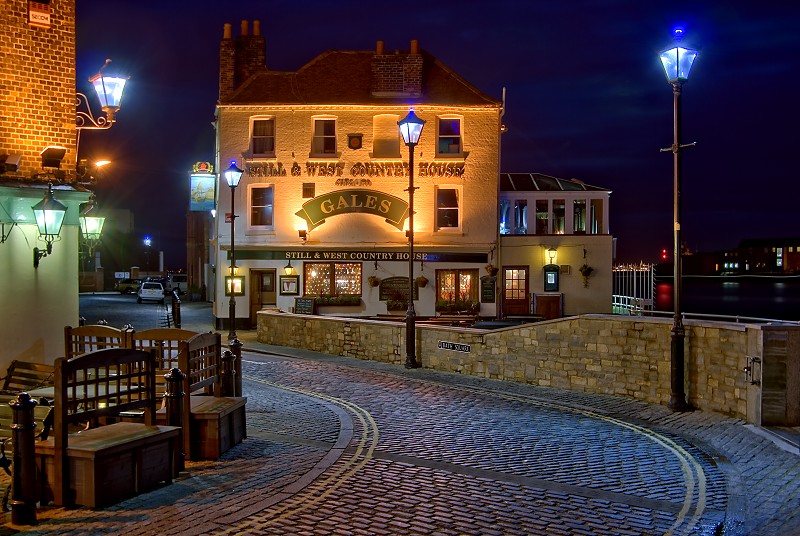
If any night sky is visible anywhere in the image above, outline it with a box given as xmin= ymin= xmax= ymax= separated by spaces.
xmin=76 ymin=1 xmax=800 ymax=269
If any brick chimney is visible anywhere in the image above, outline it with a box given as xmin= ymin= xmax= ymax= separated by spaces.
xmin=371 ymin=39 xmax=423 ymax=98
xmin=219 ymin=20 xmax=266 ymax=101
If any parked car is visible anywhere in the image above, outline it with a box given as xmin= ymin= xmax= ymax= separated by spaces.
xmin=167 ymin=273 xmax=188 ymax=295
xmin=137 ymin=281 xmax=165 ymax=304
xmin=114 ymin=278 xmax=142 ymax=294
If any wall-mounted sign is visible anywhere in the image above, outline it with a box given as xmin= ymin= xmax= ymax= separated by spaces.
xmin=348 ymin=134 xmax=363 ymax=150
xmin=294 ymin=297 xmax=315 ymax=314
xmin=438 ymin=341 xmax=471 ymax=353
xmin=28 ymin=1 xmax=51 ymax=28
xmin=295 ymin=189 xmax=409 ymax=231
xmin=190 ymin=173 xmax=215 ymax=211
xmin=192 ymin=162 xmax=213 ymax=173
xmin=480 ymin=275 xmax=496 ymax=303
xmin=232 ymin=249 xmax=489 ymax=264
xmin=378 ymin=277 xmax=418 ymax=301
xmin=245 ymin=161 xmax=466 ymax=179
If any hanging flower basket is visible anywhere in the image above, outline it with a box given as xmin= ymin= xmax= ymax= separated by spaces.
xmin=485 ymin=264 xmax=499 ymax=276
xmin=415 ymin=275 xmax=429 ymax=288
xmin=368 ymin=276 xmax=381 ymax=287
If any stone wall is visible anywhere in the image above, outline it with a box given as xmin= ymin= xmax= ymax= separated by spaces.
xmin=257 ymin=312 xmax=757 ymax=420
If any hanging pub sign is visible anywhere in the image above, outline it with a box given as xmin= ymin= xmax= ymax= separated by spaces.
xmin=189 ymin=162 xmax=215 ymax=212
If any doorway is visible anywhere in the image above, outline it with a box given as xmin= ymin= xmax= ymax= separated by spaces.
xmin=249 ymin=269 xmax=277 ymax=328
xmin=502 ymin=266 xmax=529 ymax=316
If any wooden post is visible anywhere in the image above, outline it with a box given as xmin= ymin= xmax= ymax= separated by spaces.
xmin=10 ymin=393 xmax=38 ymax=525
xmin=164 ymin=367 xmax=186 ymax=473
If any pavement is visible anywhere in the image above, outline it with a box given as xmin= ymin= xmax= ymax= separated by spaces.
xmin=2 ymin=326 xmax=800 ymax=535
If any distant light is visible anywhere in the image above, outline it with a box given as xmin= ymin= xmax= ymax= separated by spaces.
xmin=95 ymin=160 xmax=111 ymax=168
xmin=144 ymin=236 xmax=152 ymax=247
xmin=672 ymin=26 xmax=686 ymax=41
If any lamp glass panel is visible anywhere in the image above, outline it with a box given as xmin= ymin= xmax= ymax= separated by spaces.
xmin=32 ymin=192 xmax=67 ymax=237
xmin=398 ymin=110 xmax=425 ymax=145
xmin=224 ymin=163 xmax=243 ymax=187
xmin=93 ymin=76 xmax=126 ymax=109
xmin=659 ymin=46 xmax=697 ymax=82
xmin=80 ymin=215 xmax=105 ymax=240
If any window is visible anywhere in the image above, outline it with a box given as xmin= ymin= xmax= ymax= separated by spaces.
xmin=304 ymin=262 xmax=362 ymax=296
xmin=371 ymin=114 xmax=401 ymax=158
xmin=249 ymin=185 xmax=274 ymax=228
xmin=436 ymin=269 xmax=478 ymax=305
xmin=251 ymin=118 xmax=275 ymax=156
xmin=573 ymin=200 xmax=586 ymax=234
xmin=499 ymin=199 xmax=511 ymax=235
xmin=514 ymin=200 xmax=527 ymax=235
xmin=436 ymin=187 xmax=460 ymax=230
xmin=437 ymin=118 xmax=462 ymax=155
xmin=535 ymin=200 xmax=548 ymax=234
xmin=312 ymin=118 xmax=337 ymax=156
xmin=553 ymin=199 xmax=565 ymax=234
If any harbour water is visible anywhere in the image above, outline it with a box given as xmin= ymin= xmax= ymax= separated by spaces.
xmin=654 ymin=276 xmax=800 ymax=322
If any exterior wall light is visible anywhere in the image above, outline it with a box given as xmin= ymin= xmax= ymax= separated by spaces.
xmin=284 ymin=260 xmax=295 ymax=276
xmin=32 ymin=183 xmax=67 ymax=268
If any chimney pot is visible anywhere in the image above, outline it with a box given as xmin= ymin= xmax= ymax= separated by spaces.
xmin=241 ymin=20 xmax=249 ymax=36
xmin=223 ymin=23 xmax=231 ymax=39
xmin=376 ymin=40 xmax=384 ymax=55
xmin=253 ymin=20 xmax=261 ymax=36
xmin=410 ymin=39 xmax=419 ymax=54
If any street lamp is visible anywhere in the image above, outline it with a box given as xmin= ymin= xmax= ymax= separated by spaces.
xmin=659 ymin=27 xmax=697 ymax=412
xmin=398 ymin=108 xmax=425 ymax=369
xmin=224 ymin=160 xmax=243 ymax=339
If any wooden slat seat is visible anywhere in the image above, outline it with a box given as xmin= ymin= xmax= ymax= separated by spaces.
xmin=35 ymin=348 xmax=180 ymax=508
xmin=0 ymin=361 xmax=54 ymax=397
xmin=64 ymin=325 xmax=130 ymax=359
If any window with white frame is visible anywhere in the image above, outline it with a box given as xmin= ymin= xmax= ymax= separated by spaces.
xmin=437 ymin=117 xmax=462 ymax=156
xmin=436 ymin=187 xmax=460 ymax=230
xmin=312 ymin=118 xmax=337 ymax=156
xmin=249 ymin=184 xmax=274 ymax=228
xmin=251 ymin=118 xmax=275 ymax=156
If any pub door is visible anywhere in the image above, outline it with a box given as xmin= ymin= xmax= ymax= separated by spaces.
xmin=502 ymin=266 xmax=529 ymax=316
xmin=249 ymin=269 xmax=277 ymax=328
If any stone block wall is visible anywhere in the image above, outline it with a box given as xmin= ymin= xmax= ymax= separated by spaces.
xmin=257 ymin=312 xmax=755 ymax=419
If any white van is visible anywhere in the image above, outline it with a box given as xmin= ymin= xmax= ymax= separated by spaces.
xmin=167 ymin=273 xmax=188 ymax=295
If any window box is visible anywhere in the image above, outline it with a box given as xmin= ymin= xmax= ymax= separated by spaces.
xmin=315 ymin=295 xmax=362 ymax=306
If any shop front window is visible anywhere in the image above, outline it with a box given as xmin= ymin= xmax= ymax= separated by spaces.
xmin=304 ymin=262 xmax=361 ymax=296
xmin=436 ymin=269 xmax=479 ymax=312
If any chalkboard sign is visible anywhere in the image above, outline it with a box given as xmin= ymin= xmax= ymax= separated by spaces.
xmin=294 ymin=297 xmax=316 ymax=315
xmin=480 ymin=276 xmax=496 ymax=303
xmin=379 ymin=276 xmax=418 ymax=301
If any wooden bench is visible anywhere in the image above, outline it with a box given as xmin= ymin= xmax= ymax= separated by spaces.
xmin=0 ymin=361 xmax=54 ymax=398
xmin=170 ymin=333 xmax=246 ymax=460
xmin=34 ymin=348 xmax=180 ymax=508
xmin=64 ymin=324 xmax=130 ymax=359
xmin=129 ymin=328 xmax=199 ymax=399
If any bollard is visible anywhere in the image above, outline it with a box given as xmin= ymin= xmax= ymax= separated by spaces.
xmin=9 ymin=393 xmax=38 ymax=525
xmin=220 ymin=350 xmax=236 ymax=397
xmin=164 ymin=367 xmax=186 ymax=473
xmin=228 ymin=338 xmax=243 ymax=397
xmin=171 ymin=291 xmax=182 ymax=329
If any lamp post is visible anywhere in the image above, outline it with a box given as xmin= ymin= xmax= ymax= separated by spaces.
xmin=224 ymin=160 xmax=243 ymax=339
xmin=398 ymin=109 xmax=425 ymax=369
xmin=659 ymin=27 xmax=697 ymax=412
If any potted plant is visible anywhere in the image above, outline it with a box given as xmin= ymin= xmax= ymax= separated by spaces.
xmin=579 ymin=264 xmax=594 ymax=287
xmin=415 ymin=275 xmax=429 ymax=288
xmin=368 ymin=276 xmax=381 ymax=287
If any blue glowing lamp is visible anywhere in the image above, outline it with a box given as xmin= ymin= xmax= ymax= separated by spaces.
xmin=90 ymin=67 xmax=127 ymax=122
xmin=224 ymin=160 xmax=243 ymax=188
xmin=659 ymin=27 xmax=697 ymax=84
xmin=398 ymin=109 xmax=426 ymax=147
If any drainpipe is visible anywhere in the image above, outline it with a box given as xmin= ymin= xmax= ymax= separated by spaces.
xmin=496 ymin=87 xmax=506 ymax=319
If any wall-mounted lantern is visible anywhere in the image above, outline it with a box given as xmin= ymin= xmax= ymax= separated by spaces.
xmin=32 ymin=183 xmax=67 ymax=268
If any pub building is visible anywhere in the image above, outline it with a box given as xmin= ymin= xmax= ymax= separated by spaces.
xmin=212 ymin=21 xmax=613 ymax=330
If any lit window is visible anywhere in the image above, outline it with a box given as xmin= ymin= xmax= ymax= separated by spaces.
xmin=499 ymin=200 xmax=511 ymax=235
xmin=553 ymin=199 xmax=565 ymax=234
xmin=436 ymin=187 xmax=460 ymax=230
xmin=437 ymin=118 xmax=462 ymax=155
xmin=535 ymin=200 xmax=548 ymax=234
xmin=436 ymin=269 xmax=479 ymax=307
xmin=251 ymin=118 xmax=275 ymax=156
xmin=304 ymin=262 xmax=361 ymax=296
xmin=514 ymin=200 xmax=527 ymax=234
xmin=371 ymin=114 xmax=400 ymax=158
xmin=312 ymin=118 xmax=337 ymax=156
xmin=573 ymin=200 xmax=586 ymax=234
xmin=249 ymin=185 xmax=274 ymax=228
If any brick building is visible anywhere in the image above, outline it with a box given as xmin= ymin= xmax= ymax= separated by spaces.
xmin=213 ymin=21 xmax=503 ymax=329
xmin=0 ymin=0 xmax=90 ymax=370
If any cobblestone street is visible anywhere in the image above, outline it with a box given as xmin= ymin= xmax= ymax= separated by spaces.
xmin=3 ymin=340 xmax=799 ymax=535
